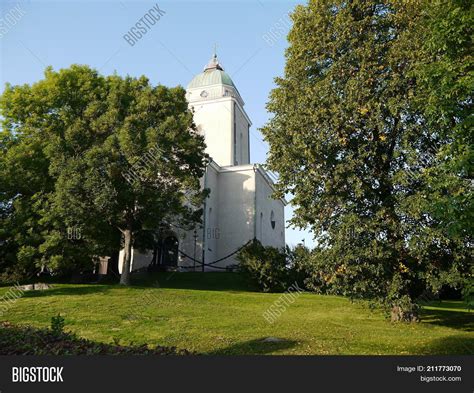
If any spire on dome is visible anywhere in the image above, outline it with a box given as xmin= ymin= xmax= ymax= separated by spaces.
xmin=204 ymin=45 xmax=223 ymax=71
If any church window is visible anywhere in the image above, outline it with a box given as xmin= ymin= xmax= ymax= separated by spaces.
xmin=270 ymin=211 xmax=275 ymax=229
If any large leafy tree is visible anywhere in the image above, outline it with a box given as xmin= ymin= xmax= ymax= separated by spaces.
xmin=0 ymin=65 xmax=207 ymax=285
xmin=262 ymin=0 xmax=471 ymax=317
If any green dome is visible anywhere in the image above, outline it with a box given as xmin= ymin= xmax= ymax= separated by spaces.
xmin=187 ymin=69 xmax=235 ymax=89
xmin=187 ymin=54 xmax=236 ymax=90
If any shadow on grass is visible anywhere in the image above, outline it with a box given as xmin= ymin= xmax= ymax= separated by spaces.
xmin=421 ymin=307 xmax=473 ymax=332
xmin=20 ymin=285 xmax=113 ymax=298
xmin=0 ymin=321 xmax=190 ymax=355
xmin=13 ymin=272 xmax=257 ymax=298
xmin=131 ymin=272 xmax=258 ymax=293
xmin=418 ymin=335 xmax=474 ymax=355
xmin=207 ymin=338 xmax=298 ymax=355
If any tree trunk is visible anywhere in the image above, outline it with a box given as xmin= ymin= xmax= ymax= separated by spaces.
xmin=120 ymin=228 xmax=133 ymax=286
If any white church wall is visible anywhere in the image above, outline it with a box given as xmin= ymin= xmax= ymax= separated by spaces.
xmin=174 ymin=226 xmax=200 ymax=269
xmin=255 ymin=168 xmax=286 ymax=250
xmin=202 ymin=163 xmax=220 ymax=264
xmin=213 ymin=165 xmax=256 ymax=268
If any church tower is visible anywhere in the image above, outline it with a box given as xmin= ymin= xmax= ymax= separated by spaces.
xmin=186 ymin=53 xmax=251 ymax=167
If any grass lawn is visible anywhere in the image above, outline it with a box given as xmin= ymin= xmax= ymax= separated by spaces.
xmin=0 ymin=272 xmax=472 ymax=355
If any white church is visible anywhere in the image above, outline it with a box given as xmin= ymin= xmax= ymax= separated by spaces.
xmin=119 ymin=54 xmax=286 ymax=272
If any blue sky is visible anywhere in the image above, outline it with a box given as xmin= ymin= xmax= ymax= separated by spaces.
xmin=0 ymin=0 xmax=314 ymax=247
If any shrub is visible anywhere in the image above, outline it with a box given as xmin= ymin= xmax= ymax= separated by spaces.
xmin=51 ymin=314 xmax=65 ymax=336
xmin=237 ymin=240 xmax=289 ymax=292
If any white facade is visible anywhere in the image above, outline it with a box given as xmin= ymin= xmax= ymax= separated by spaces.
xmin=119 ymin=54 xmax=285 ymax=272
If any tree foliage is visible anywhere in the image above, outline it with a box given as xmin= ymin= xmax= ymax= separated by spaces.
xmin=410 ymin=0 xmax=473 ymax=242
xmin=0 ymin=65 xmax=208 ymax=284
xmin=261 ymin=0 xmax=472 ymax=314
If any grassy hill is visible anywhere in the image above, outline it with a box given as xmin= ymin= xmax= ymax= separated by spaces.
xmin=0 ymin=272 xmax=472 ymax=355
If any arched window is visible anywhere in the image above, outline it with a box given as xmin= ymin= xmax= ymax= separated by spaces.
xmin=270 ymin=210 xmax=276 ymax=229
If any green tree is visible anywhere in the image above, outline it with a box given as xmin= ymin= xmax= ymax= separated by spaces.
xmin=262 ymin=0 xmax=471 ymax=318
xmin=0 ymin=84 xmax=55 ymax=281
xmin=406 ymin=0 xmax=473 ymax=302
xmin=410 ymin=0 xmax=473 ymax=242
xmin=0 ymin=65 xmax=208 ymax=285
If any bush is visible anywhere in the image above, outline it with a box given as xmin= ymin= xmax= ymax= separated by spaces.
xmin=51 ymin=314 xmax=65 ymax=336
xmin=237 ymin=240 xmax=312 ymax=292
xmin=237 ymin=240 xmax=289 ymax=292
